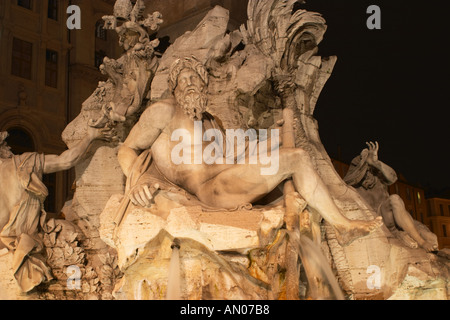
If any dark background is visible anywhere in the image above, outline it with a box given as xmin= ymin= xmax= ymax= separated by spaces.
xmin=299 ymin=0 xmax=449 ymax=196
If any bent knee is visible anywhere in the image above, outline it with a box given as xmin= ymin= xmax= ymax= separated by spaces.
xmin=389 ymin=194 xmax=405 ymax=209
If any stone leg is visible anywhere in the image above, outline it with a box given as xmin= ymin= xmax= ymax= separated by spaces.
xmin=384 ymin=195 xmax=437 ymax=252
xmin=196 ymin=148 xmax=382 ymax=246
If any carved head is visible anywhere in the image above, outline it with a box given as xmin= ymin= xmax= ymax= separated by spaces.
xmin=0 ymin=132 xmax=13 ymax=159
xmin=361 ymin=170 xmax=377 ymax=190
xmin=168 ymin=57 xmax=209 ymax=93
xmin=114 ymin=0 xmax=133 ymax=22
xmin=169 ymin=57 xmax=209 ymax=121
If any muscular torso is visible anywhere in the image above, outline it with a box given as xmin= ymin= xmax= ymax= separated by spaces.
xmin=128 ymin=100 xmax=234 ymax=195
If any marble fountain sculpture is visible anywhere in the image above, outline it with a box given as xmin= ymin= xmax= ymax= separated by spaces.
xmin=0 ymin=0 xmax=449 ymax=300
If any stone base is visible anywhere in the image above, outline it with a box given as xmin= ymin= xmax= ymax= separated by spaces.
xmin=100 ymin=191 xmax=286 ymax=300
xmin=100 ymin=192 xmax=285 ymax=270
xmin=112 ymin=230 xmax=270 ymax=300
xmin=98 ymin=190 xmax=450 ymax=300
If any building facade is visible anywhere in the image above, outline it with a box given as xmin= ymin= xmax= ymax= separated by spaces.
xmin=0 ymin=0 xmax=122 ymax=213
xmin=427 ymin=198 xmax=450 ymax=249
xmin=0 ymin=0 xmax=72 ymax=213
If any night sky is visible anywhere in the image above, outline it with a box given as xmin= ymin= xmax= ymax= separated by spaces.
xmin=300 ymin=0 xmax=450 ymax=194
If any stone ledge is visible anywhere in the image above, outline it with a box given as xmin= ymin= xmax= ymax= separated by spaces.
xmin=100 ymin=192 xmax=284 ymax=270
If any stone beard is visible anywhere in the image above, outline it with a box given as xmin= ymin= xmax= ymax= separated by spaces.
xmin=174 ymin=86 xmax=207 ymax=121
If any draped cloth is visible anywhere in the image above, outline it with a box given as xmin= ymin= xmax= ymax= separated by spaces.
xmin=343 ymin=151 xmax=370 ymax=187
xmin=0 ymin=153 xmax=53 ymax=292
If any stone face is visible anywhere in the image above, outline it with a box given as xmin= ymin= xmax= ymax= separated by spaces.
xmin=150 ymin=5 xmax=231 ymax=101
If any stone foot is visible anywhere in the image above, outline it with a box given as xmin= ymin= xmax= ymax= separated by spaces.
xmin=418 ymin=240 xmax=439 ymax=253
xmin=334 ymin=216 xmax=383 ymax=247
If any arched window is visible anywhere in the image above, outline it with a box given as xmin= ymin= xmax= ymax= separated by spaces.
xmin=5 ymin=127 xmax=35 ymax=154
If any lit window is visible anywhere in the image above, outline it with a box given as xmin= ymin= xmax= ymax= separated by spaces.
xmin=45 ymin=50 xmax=58 ymax=88
xmin=11 ymin=37 xmax=33 ymax=80
xmin=48 ymin=0 xmax=58 ymax=20
xmin=17 ymin=0 xmax=32 ymax=10
xmin=417 ymin=192 xmax=421 ymax=205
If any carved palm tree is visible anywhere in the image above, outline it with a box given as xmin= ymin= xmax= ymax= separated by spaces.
xmin=241 ymin=0 xmax=339 ymax=300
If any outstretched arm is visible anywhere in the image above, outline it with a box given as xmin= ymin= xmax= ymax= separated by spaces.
xmin=118 ymin=101 xmax=174 ymax=177
xmin=117 ymin=101 xmax=175 ymax=207
xmin=365 ymin=141 xmax=397 ymax=185
xmin=43 ymin=126 xmax=115 ymax=174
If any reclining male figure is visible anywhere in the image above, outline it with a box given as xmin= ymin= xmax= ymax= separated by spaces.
xmin=118 ymin=57 xmax=383 ymax=246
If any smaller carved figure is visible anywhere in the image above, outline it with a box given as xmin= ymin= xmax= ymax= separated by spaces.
xmin=0 ymin=125 xmax=114 ymax=292
xmin=344 ymin=142 xmax=438 ymax=252
xmin=89 ymin=0 xmax=162 ymax=128
xmin=18 ymin=83 xmax=27 ymax=107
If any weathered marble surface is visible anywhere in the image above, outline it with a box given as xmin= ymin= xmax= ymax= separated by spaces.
xmin=2 ymin=0 xmax=449 ymax=300
xmin=99 ymin=191 xmax=286 ymax=299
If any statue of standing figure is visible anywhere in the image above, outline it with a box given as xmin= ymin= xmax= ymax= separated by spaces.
xmin=0 ymin=126 xmax=114 ymax=292
xmin=344 ymin=142 xmax=438 ymax=252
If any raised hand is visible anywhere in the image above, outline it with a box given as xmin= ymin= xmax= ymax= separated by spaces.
xmin=87 ymin=124 xmax=118 ymax=142
xmin=365 ymin=141 xmax=379 ymax=166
